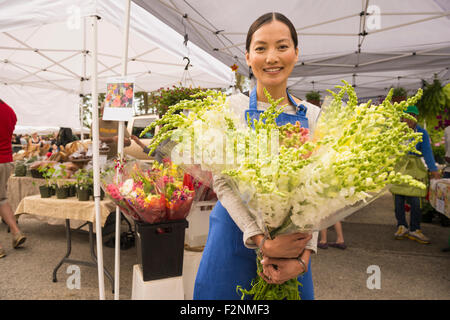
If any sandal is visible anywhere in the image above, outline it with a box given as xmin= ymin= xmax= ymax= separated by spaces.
xmin=329 ymin=242 xmax=347 ymax=250
xmin=0 ymin=247 xmax=6 ymax=259
xmin=317 ymin=242 xmax=328 ymax=249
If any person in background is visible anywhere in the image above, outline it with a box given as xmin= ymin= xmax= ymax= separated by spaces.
xmin=318 ymin=221 xmax=346 ymax=250
xmin=130 ymin=135 xmax=172 ymax=163
xmin=56 ymin=127 xmax=76 ymax=148
xmin=0 ymin=99 xmax=27 ymax=258
xmin=30 ymin=132 xmax=42 ymax=146
xmin=20 ymin=134 xmax=28 ymax=146
xmin=390 ymin=105 xmax=440 ymax=244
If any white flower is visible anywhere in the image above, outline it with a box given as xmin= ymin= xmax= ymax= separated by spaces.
xmin=119 ymin=179 xmax=134 ymax=196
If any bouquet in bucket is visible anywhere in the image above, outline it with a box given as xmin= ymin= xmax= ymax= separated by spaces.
xmin=101 ymin=158 xmax=195 ymax=224
xmin=140 ymin=80 xmax=425 ymax=300
xmin=156 ymin=160 xmax=195 ymax=221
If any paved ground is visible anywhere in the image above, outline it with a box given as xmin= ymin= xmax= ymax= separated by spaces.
xmin=0 ymin=192 xmax=449 ymax=300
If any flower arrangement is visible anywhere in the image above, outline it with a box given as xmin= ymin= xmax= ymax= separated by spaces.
xmin=141 ymin=80 xmax=425 ymax=300
xmin=105 ymin=82 xmax=134 ymax=108
xmin=102 ymin=159 xmax=195 ymax=224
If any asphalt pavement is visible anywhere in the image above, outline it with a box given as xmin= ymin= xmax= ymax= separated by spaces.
xmin=0 ymin=192 xmax=449 ymax=300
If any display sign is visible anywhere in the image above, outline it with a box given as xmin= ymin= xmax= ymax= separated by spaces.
xmin=102 ymin=76 xmax=135 ymax=121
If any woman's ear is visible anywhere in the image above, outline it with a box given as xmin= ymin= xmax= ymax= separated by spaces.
xmin=295 ymin=47 xmax=299 ymax=61
xmin=245 ymin=51 xmax=251 ymax=68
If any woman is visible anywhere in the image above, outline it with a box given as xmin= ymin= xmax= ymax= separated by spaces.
xmin=194 ymin=12 xmax=320 ymax=300
xmin=56 ymin=127 xmax=75 ymax=148
xmin=30 ymin=132 xmax=42 ymax=146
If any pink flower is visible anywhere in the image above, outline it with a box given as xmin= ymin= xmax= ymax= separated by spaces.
xmin=106 ymin=184 xmax=123 ymax=201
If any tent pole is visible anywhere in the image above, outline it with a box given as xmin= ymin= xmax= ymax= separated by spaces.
xmin=114 ymin=0 xmax=131 ymax=301
xmin=89 ymin=14 xmax=106 ymax=300
xmin=80 ymin=17 xmax=87 ymax=142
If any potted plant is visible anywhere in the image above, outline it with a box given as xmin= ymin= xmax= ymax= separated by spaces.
xmin=37 ymin=166 xmax=55 ymax=198
xmin=14 ymin=161 xmax=27 ymax=177
xmin=68 ymin=181 xmax=77 ymax=197
xmin=392 ymin=87 xmax=407 ymax=103
xmin=53 ymin=165 xmax=70 ymax=199
xmin=73 ymin=169 xmax=92 ymax=201
xmin=305 ymin=91 xmax=321 ymax=106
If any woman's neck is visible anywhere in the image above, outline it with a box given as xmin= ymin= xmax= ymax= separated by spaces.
xmin=256 ymin=82 xmax=289 ymax=105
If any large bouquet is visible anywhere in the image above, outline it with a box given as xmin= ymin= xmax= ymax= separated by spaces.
xmin=102 ymin=159 xmax=195 ymax=224
xmin=141 ymin=80 xmax=425 ymax=299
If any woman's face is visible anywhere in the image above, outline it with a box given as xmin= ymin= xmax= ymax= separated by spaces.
xmin=246 ymin=20 xmax=298 ymax=88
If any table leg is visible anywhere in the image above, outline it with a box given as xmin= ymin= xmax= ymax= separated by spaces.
xmin=52 ymin=219 xmax=72 ymax=282
xmin=52 ymin=220 xmax=115 ymax=294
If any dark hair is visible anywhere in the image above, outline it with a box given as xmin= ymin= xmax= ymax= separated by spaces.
xmin=245 ymin=12 xmax=298 ymax=52
xmin=57 ymin=127 xmax=74 ymax=147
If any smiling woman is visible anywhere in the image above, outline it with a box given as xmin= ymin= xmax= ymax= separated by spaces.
xmin=245 ymin=13 xmax=299 ymax=104
xmin=193 ymin=12 xmax=318 ymax=300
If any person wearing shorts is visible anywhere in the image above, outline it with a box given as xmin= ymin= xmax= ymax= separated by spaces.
xmin=0 ymin=99 xmax=26 ymax=258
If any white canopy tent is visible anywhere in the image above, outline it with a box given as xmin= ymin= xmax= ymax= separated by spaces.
xmin=132 ymin=0 xmax=450 ymax=98
xmin=0 ymin=0 xmax=234 ymax=300
xmin=0 ymin=0 xmax=234 ymax=129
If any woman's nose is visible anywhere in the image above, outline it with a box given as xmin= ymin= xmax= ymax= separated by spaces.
xmin=265 ymin=49 xmax=279 ymax=64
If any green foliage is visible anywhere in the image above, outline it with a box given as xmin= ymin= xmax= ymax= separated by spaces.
xmin=417 ymin=77 xmax=445 ymax=126
xmin=148 ymin=86 xmax=205 ymax=117
xmin=73 ymin=169 xmax=93 ymax=189
xmin=38 ymin=165 xmax=55 ymax=187
xmin=305 ymin=90 xmax=321 ymax=101
xmin=392 ymin=87 xmax=407 ymax=98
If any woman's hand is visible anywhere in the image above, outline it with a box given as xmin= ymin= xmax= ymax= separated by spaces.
xmin=253 ymin=233 xmax=312 ymax=258
xmin=259 ymin=250 xmax=311 ymax=285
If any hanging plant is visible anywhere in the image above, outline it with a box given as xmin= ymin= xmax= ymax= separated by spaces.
xmin=417 ymin=76 xmax=445 ymax=128
xmin=305 ymin=91 xmax=321 ymax=106
xmin=391 ymin=87 xmax=407 ymax=103
xmin=149 ymin=85 xmax=205 ymax=117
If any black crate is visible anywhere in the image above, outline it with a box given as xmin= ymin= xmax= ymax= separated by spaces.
xmin=135 ymin=219 xmax=188 ymax=282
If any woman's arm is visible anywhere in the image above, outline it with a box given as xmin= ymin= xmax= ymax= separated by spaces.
xmin=214 ymin=174 xmax=316 ymax=257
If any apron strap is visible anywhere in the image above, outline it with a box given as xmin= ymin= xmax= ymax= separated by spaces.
xmin=249 ymin=86 xmax=307 ymax=115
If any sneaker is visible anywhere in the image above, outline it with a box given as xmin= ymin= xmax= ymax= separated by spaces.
xmin=408 ymin=230 xmax=431 ymax=244
xmin=394 ymin=225 xmax=409 ymax=239
xmin=0 ymin=247 xmax=6 ymax=259
xmin=12 ymin=231 xmax=26 ymax=249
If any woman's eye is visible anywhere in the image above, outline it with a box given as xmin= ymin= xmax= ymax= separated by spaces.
xmin=255 ymin=47 xmax=265 ymax=52
xmin=279 ymin=45 xmax=289 ymax=50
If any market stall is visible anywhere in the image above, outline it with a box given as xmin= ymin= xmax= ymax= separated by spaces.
xmin=428 ymin=178 xmax=450 ymax=219
xmin=1 ymin=0 xmax=233 ymax=300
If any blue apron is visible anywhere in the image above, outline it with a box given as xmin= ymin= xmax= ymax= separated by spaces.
xmin=193 ymin=87 xmax=314 ymax=300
